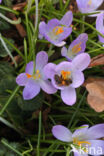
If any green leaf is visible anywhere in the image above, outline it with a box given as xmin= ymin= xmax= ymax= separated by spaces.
xmin=17 ymin=92 xmax=44 ymax=111
xmin=0 ymin=39 xmax=14 ymax=57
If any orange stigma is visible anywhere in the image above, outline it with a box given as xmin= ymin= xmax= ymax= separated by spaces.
xmin=53 ymin=26 xmax=64 ymax=35
xmin=26 ymin=73 xmax=32 ymax=78
xmin=72 ymin=42 xmax=82 ymax=53
xmin=61 ymin=70 xmax=71 ymax=80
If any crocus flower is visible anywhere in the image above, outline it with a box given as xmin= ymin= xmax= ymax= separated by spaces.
xmin=61 ymin=33 xmax=88 ymax=61
xmin=43 ymin=53 xmax=90 ymax=105
xmin=96 ymin=12 xmax=104 ymax=43
xmin=76 ymin=0 xmax=103 ymax=14
xmin=16 ymin=51 xmax=57 ymax=100
xmin=52 ymin=124 xmax=104 ymax=155
xmin=39 ymin=11 xmax=73 ymax=47
xmin=0 ymin=0 xmax=2 ymax=3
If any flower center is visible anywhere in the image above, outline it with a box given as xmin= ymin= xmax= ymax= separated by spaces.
xmin=88 ymin=0 xmax=92 ymax=6
xmin=61 ymin=70 xmax=71 ymax=80
xmin=54 ymin=70 xmax=72 ymax=86
xmin=73 ymin=138 xmax=91 ymax=152
xmin=72 ymin=42 xmax=81 ymax=54
xmin=26 ymin=70 xmax=41 ymax=80
xmin=53 ymin=26 xmax=64 ymax=35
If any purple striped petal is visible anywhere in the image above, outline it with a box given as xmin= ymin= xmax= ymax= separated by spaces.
xmin=72 ymin=53 xmax=91 ymax=71
xmin=69 ymin=33 xmax=88 ymax=54
xmin=43 ymin=63 xmax=56 ymax=79
xmin=86 ymin=140 xmax=104 ymax=155
xmin=71 ymin=71 xmax=84 ymax=88
xmin=16 ymin=73 xmax=28 ymax=86
xmin=87 ymin=124 xmax=104 ymax=140
xmin=52 ymin=125 xmax=72 ymax=142
xmin=39 ymin=21 xmax=47 ymax=36
xmin=96 ymin=13 xmax=104 ymax=43
xmin=76 ymin=0 xmax=103 ymax=13
xmin=23 ymin=79 xmax=40 ymax=100
xmin=60 ymin=11 xmax=73 ymax=27
xmin=39 ymin=80 xmax=57 ymax=94
xmin=47 ymin=19 xmax=60 ymax=31
xmin=36 ymin=51 xmax=48 ymax=70
xmin=72 ymin=125 xmax=89 ymax=140
xmin=61 ymin=87 xmax=76 ymax=105
xmin=25 ymin=61 xmax=34 ymax=75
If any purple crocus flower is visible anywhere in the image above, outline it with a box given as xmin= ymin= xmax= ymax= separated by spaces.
xmin=39 ymin=11 xmax=73 ymax=47
xmin=16 ymin=51 xmax=57 ymax=100
xmin=76 ymin=0 xmax=103 ymax=14
xmin=52 ymin=124 xmax=104 ymax=155
xmin=0 ymin=0 xmax=2 ymax=3
xmin=61 ymin=33 xmax=88 ymax=61
xmin=96 ymin=12 xmax=104 ymax=43
xmin=43 ymin=53 xmax=90 ymax=105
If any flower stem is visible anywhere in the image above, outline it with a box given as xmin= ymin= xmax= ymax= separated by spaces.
xmin=66 ymin=147 xmax=70 ymax=156
xmin=37 ymin=111 xmax=42 ymax=156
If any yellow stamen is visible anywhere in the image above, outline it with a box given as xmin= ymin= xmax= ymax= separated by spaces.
xmin=73 ymin=138 xmax=91 ymax=146
xmin=72 ymin=42 xmax=81 ymax=53
xmin=88 ymin=0 xmax=92 ymax=5
xmin=36 ymin=70 xmax=39 ymax=74
xmin=62 ymin=81 xmax=65 ymax=85
xmin=26 ymin=73 xmax=32 ymax=78
xmin=53 ymin=26 xmax=64 ymax=35
xmin=61 ymin=70 xmax=71 ymax=80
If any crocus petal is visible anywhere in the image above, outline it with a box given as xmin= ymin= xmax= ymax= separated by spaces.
xmin=59 ymin=27 xmax=72 ymax=41
xmin=23 ymin=79 xmax=40 ymax=100
xmin=16 ymin=73 xmax=28 ymax=86
xmin=60 ymin=11 xmax=73 ymax=27
xmin=43 ymin=63 xmax=56 ymax=79
xmin=72 ymin=53 xmax=91 ymax=71
xmin=39 ymin=80 xmax=57 ymax=94
xmin=86 ymin=140 xmax=104 ymax=155
xmin=36 ymin=51 xmax=48 ymax=70
xmin=55 ymin=61 xmax=72 ymax=74
xmin=87 ymin=124 xmax=104 ymax=140
xmin=88 ymin=0 xmax=103 ymax=12
xmin=69 ymin=33 xmax=88 ymax=54
xmin=76 ymin=0 xmax=103 ymax=13
xmin=72 ymin=125 xmax=89 ymax=140
xmin=39 ymin=21 xmax=47 ymax=36
xmin=52 ymin=125 xmax=72 ymax=142
xmin=61 ymin=87 xmax=76 ymax=105
xmin=61 ymin=46 xmax=67 ymax=57
xmin=96 ymin=13 xmax=104 ymax=43
xmin=73 ymin=147 xmax=88 ymax=156
xmin=54 ymin=41 xmax=66 ymax=47
xmin=0 ymin=0 xmax=2 ymax=3
xmin=25 ymin=61 xmax=34 ymax=75
xmin=71 ymin=71 xmax=84 ymax=88
xmin=47 ymin=19 xmax=60 ymax=31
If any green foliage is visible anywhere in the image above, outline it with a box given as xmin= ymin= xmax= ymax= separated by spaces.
xmin=3 ymin=0 xmax=13 ymax=7
xmin=17 ymin=92 xmax=44 ymax=111
xmin=0 ymin=19 xmax=10 ymax=30
xmin=0 ymin=39 xmax=14 ymax=57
